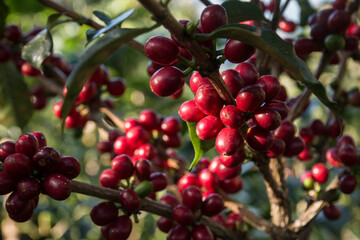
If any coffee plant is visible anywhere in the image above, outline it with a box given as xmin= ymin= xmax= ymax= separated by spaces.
xmin=0 ymin=0 xmax=359 ymax=239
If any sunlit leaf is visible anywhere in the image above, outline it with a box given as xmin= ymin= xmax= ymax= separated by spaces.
xmin=222 ymin=1 xmax=269 ymax=23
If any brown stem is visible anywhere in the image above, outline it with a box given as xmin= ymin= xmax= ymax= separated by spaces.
xmin=37 ymin=0 xmax=144 ymax=53
xmin=71 ymin=180 xmax=241 ymax=239
xmin=279 ymin=0 xmax=291 ymax=16
xmin=199 ymin=0 xmax=212 ymax=6
xmin=271 ymin=0 xmax=282 ymax=30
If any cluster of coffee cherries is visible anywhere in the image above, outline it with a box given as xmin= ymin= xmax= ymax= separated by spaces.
xmin=0 ymin=131 xmax=80 ymax=222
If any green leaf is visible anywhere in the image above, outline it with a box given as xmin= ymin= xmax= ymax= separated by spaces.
xmin=222 ymin=1 xmax=268 ymax=23
xmin=140 ymin=214 xmax=156 ymax=240
xmin=22 ymin=29 xmax=53 ymax=70
xmin=86 ymin=9 xmax=135 ymax=45
xmin=187 ymin=122 xmax=215 ymax=170
xmin=0 ymin=0 xmax=8 ymax=36
xmin=194 ymin=24 xmax=339 ymax=118
xmin=61 ymin=25 xmax=158 ymax=126
xmin=0 ymin=62 xmax=33 ymax=129
xmin=297 ymin=0 xmax=316 ymax=26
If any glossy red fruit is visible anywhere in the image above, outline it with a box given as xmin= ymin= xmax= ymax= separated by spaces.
xmin=193 ymin=157 xmax=210 ymax=174
xmin=99 ymin=169 xmax=119 ymax=189
xmin=219 ymin=105 xmax=244 ymax=128
xmin=278 ymin=19 xmax=296 ymax=32
xmin=4 ymin=25 xmax=22 ymax=42
xmin=196 ymin=116 xmax=224 ymax=140
xmin=236 ymin=85 xmax=265 ymax=112
xmin=89 ymin=65 xmax=110 ymax=85
xmin=201 ymin=193 xmax=224 ymax=217
xmin=192 ymin=223 xmax=214 ymax=240
xmin=199 ymin=169 xmax=219 ymax=190
xmin=215 ymin=128 xmax=242 ymax=155
xmin=157 ymin=217 xmax=174 ymax=233
xmin=161 ymin=117 xmax=181 ymax=134
xmin=310 ymin=23 xmax=329 ymax=42
xmin=77 ymin=81 xmax=97 ymax=103
xmin=311 ymin=163 xmax=328 ymax=184
xmin=144 ymin=36 xmax=179 ymax=65
xmin=294 ymin=38 xmax=320 ymax=58
xmin=265 ymin=101 xmax=288 ymax=120
xmin=310 ymin=119 xmax=326 ymax=136
xmin=177 ymin=173 xmax=201 ymax=194
xmin=256 ymin=75 xmax=281 ymax=102
xmin=159 ymin=194 xmax=179 ymax=207
xmin=266 ymin=138 xmax=285 ymax=158
xmin=328 ymin=119 xmax=343 ymax=138
xmin=0 ymin=141 xmax=15 ymax=162
xmin=220 ymin=147 xmax=246 ymax=167
xmin=31 ymin=131 xmax=47 ymax=148
xmin=179 ymin=99 xmax=207 ymax=122
xmin=246 ymin=127 xmax=274 ymax=152
xmin=161 ymin=133 xmax=182 ymax=148
xmin=149 ymin=172 xmax=168 ymax=192
xmin=5 ymin=192 xmax=32 ymax=216
xmin=108 ymin=216 xmax=132 ymax=240
xmin=297 ymin=146 xmax=313 ymax=162
xmin=323 ymin=204 xmax=341 ymax=220
xmin=337 ymin=135 xmax=355 ymax=149
xmin=107 ymin=78 xmax=126 ymax=97
xmin=195 ymin=84 xmax=223 ymax=116
xmin=97 ymin=141 xmax=113 ymax=153
xmin=90 ymin=202 xmax=118 ymax=226
xmin=17 ymin=177 xmax=41 ymax=200
xmin=8 ymin=201 xmax=35 ymax=223
xmin=182 ymin=186 xmax=202 ymax=211
xmin=234 ymin=62 xmax=259 ymax=86
xmin=220 ymin=177 xmax=243 ymax=194
xmin=274 ymin=120 xmax=296 ymax=144
xmin=58 ymin=156 xmax=81 ymax=179
xmin=126 ymin=126 xmax=150 ymax=148
xmin=139 ymin=109 xmax=160 ymax=131
xmin=211 ymin=213 xmax=226 ymax=226
xmin=32 ymin=146 xmax=61 ymax=174
xmin=111 ymin=154 xmax=134 ymax=180
xmin=339 ymin=174 xmax=357 ymax=194
xmin=253 ymin=107 xmax=281 ymax=131
xmin=4 ymin=153 xmax=33 ymax=179
xmin=217 ymin=162 xmax=242 ymax=180
xmin=327 ymin=10 xmax=351 ymax=33
xmin=221 ymin=69 xmax=245 ymax=97
xmin=134 ymin=159 xmax=151 ymax=181
xmin=43 ymin=173 xmax=72 ymax=200
xmin=173 ymin=205 xmax=194 ymax=225
xmin=326 ymin=147 xmax=342 ymax=167
xmin=189 ymin=72 xmax=211 ymax=93
xmin=150 ymin=66 xmax=185 ymax=97
xmin=224 ymin=40 xmax=255 ymax=63
xmin=283 ymin=137 xmax=305 ymax=157
xmin=338 ymin=144 xmax=358 ymax=167
xmin=113 ymin=136 xmax=131 ymax=155
xmin=299 ymin=127 xmax=314 ymax=144
xmin=200 ymin=4 xmax=228 ymax=33
xmin=21 ymin=62 xmax=41 ymax=76
xmin=167 ymin=225 xmax=191 ymax=240
xmin=225 ymin=212 xmax=243 ymax=230
xmin=0 ymin=171 xmax=17 ymax=195
xmin=273 ymin=86 xmax=288 ymax=101
xmin=15 ymin=133 xmax=39 ymax=158
xmin=119 ymin=189 xmax=141 ymax=212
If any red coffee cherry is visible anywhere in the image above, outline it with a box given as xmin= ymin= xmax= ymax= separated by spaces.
xmin=173 ymin=205 xmax=195 ymax=225
xmin=339 ymin=174 xmax=357 ymax=194
xmin=236 ymin=85 xmax=265 ymax=113
xmin=234 ymin=62 xmax=259 ymax=86
xmin=274 ymin=85 xmax=288 ymax=101
xmin=192 ymin=223 xmax=214 ymax=240
xmin=337 ymin=135 xmax=355 ymax=149
xmin=133 ymin=144 xmax=156 ymax=162
xmin=338 ymin=144 xmax=358 ymax=167
xmin=157 ymin=217 xmax=174 ymax=233
xmin=201 ymin=193 xmax=224 ymax=217
xmin=150 ymin=66 xmax=185 ymax=97
xmin=311 ymin=163 xmax=328 ymax=184
xmin=111 ymin=154 xmax=134 ymax=180
xmin=89 ymin=65 xmax=110 ymax=85
xmin=278 ymin=19 xmax=296 ymax=32
xmin=182 ymin=186 xmax=202 ymax=211
xmin=246 ymin=127 xmax=274 ymax=152
xmin=17 ymin=177 xmax=41 ymax=200
xmin=256 ymin=75 xmax=281 ymax=102
xmin=310 ymin=23 xmax=330 ymax=42
xmin=265 ymin=101 xmax=289 ymax=120
xmin=211 ymin=213 xmax=226 ymax=226
xmin=90 ymin=202 xmax=119 ymax=226
xmin=253 ymin=107 xmax=281 ymax=131
xmin=283 ymin=137 xmax=305 ymax=157
xmin=167 ymin=225 xmax=191 ymax=240
xmin=216 ymin=162 xmax=242 ymax=180
xmin=149 ymin=172 xmax=168 ymax=192
xmin=195 ymin=84 xmax=224 ymax=116
xmin=161 ymin=133 xmax=182 ymax=148
xmin=43 ymin=173 xmax=72 ymax=201
xmin=0 ymin=171 xmax=17 ymax=195
xmin=15 ymin=133 xmax=39 ymax=158
xmin=139 ymin=109 xmax=160 ymax=131
xmin=221 ymin=69 xmax=245 ymax=97
xmin=189 ymin=72 xmax=211 ymax=93
xmin=196 ymin=116 xmax=224 ymax=140
xmin=107 ymin=78 xmax=126 ymax=97
xmin=323 ymin=204 xmax=341 ymax=220
xmin=310 ymin=119 xmax=326 ymax=136
xmin=119 ymin=189 xmax=141 ymax=213
xmin=135 ymin=159 xmax=151 ymax=181
xmin=274 ymin=120 xmax=296 ymax=144
xmin=220 ymin=147 xmax=246 ymax=167
xmin=21 ymin=62 xmax=41 ymax=77
xmin=31 ymin=131 xmax=47 ymax=148
xmin=77 ymin=81 xmax=97 ymax=103
xmin=161 ymin=117 xmax=181 ymax=135
xmin=99 ymin=169 xmax=119 ymax=189
xmin=3 ymin=25 xmax=22 ymax=42
xmin=5 ymin=192 xmax=33 ymax=216
xmin=215 ymin=128 xmax=242 ymax=155
xmin=199 ymin=169 xmax=219 ymax=190
xmin=113 ymin=136 xmax=131 ymax=155
xmin=299 ymin=127 xmax=314 ymax=144
xmin=177 ymin=173 xmax=201 ymax=194
xmin=294 ymin=38 xmax=320 ymax=58
xmin=224 ymin=39 xmax=255 ymax=63
xmin=220 ymin=105 xmax=245 ymax=128
xmin=97 ymin=141 xmax=113 ymax=153
xmin=327 ymin=10 xmax=351 ymax=33
xmin=219 ymin=177 xmax=243 ymax=194
xmin=179 ymin=99 xmax=207 ymax=122
xmin=126 ymin=126 xmax=150 ymax=148
xmin=0 ymin=141 xmax=16 ymax=162
xmin=108 ymin=215 xmax=133 ymax=240
xmin=4 ymin=153 xmax=33 ymax=179
xmin=266 ymin=138 xmax=285 ymax=158
xmin=200 ymin=4 xmax=228 ymax=33
xmin=225 ymin=212 xmax=244 ymax=230
xmin=297 ymin=146 xmax=313 ymax=162
xmin=159 ymin=194 xmax=180 ymax=207
xmin=32 ymin=146 xmax=61 ymax=174
xmin=58 ymin=156 xmax=81 ymax=179
xmin=328 ymin=119 xmax=344 ymax=138
xmin=192 ymin=157 xmax=210 ymax=174
xmin=326 ymin=147 xmax=342 ymax=167
xmin=144 ymin=36 xmax=179 ymax=65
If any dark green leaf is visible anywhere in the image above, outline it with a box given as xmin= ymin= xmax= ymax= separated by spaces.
xmin=93 ymin=10 xmax=112 ymax=25
xmin=140 ymin=214 xmax=156 ymax=240
xmin=297 ymin=0 xmax=316 ymax=26
xmin=194 ymin=24 xmax=339 ymax=118
xmin=0 ymin=62 xmax=33 ymax=128
xmin=86 ymin=9 xmax=135 ymax=45
xmin=47 ymin=13 xmax=64 ymax=29
xmin=222 ymin=1 xmax=268 ymax=23
xmin=0 ymin=0 xmax=8 ymax=36
xmin=21 ymin=29 xmax=53 ymax=70
xmin=61 ymin=25 xmax=158 ymax=127
xmin=187 ymin=122 xmax=215 ymax=170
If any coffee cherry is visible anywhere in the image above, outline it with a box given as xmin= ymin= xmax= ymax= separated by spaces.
xmin=179 ymin=99 xmax=207 ymax=122
xmin=89 ymin=65 xmax=110 ymax=85
xmin=219 ymin=105 xmax=244 ymax=128
xmin=297 ymin=146 xmax=313 ymax=162
xmin=58 ymin=156 xmax=81 ymax=179
xmin=219 ymin=177 xmax=243 ymax=194
xmin=220 ymin=147 xmax=246 ymax=167
xmin=32 ymin=146 xmax=62 ymax=174
xmin=324 ymin=34 xmax=345 ymax=51
xmin=159 ymin=194 xmax=179 ymax=207
xmin=266 ymin=138 xmax=285 ymax=158
xmin=225 ymin=212 xmax=243 ymax=230
xmin=323 ymin=204 xmax=341 ymax=220
xmin=0 ymin=141 xmax=15 ymax=162
xmin=162 ymin=133 xmax=182 ymax=148
xmin=326 ymin=147 xmax=342 ymax=167
xmin=126 ymin=126 xmax=150 ymax=148
xmin=192 ymin=223 xmax=214 ymax=240
xmin=196 ymin=116 xmax=224 ymax=140
xmin=215 ymin=128 xmax=242 ymax=155
xmin=78 ymin=81 xmax=97 ymax=103
xmin=310 ymin=23 xmax=329 ymax=42
xmin=4 ymin=25 xmax=22 ymax=42
xmin=211 ymin=213 xmax=226 ymax=226
xmin=294 ymin=38 xmax=320 ymax=58
xmin=337 ymin=135 xmax=355 ymax=149
xmin=236 ymin=85 xmax=265 ymax=112
xmin=201 ymin=193 xmax=224 ymax=217
xmin=119 ymin=189 xmax=141 ymax=213
xmin=4 ymin=153 xmax=33 ymax=179
xmin=199 ymin=169 xmax=219 ymax=190
xmin=173 ymin=205 xmax=195 ymax=225
xmin=167 ymin=225 xmax=191 ymax=240
xmin=17 ymin=177 xmax=41 ymax=200
xmin=31 ymin=131 xmax=47 ymax=148
xmin=111 ymin=154 xmax=134 ymax=180
xmin=177 ymin=173 xmax=201 ymax=194
xmin=190 ymin=72 xmax=211 ymax=93
xmin=134 ymin=159 xmax=151 ymax=181
xmin=99 ymin=169 xmax=119 ymax=189
xmin=200 ymin=4 xmax=228 ymax=33
xmin=107 ymin=78 xmax=126 ymax=97
xmin=310 ymin=119 xmax=326 ymax=135
xmin=283 ymin=137 xmax=305 ymax=157
xmin=161 ymin=117 xmax=181 ymax=134
xmin=192 ymin=157 xmax=210 ymax=174
xmin=144 ymin=36 xmax=179 ymax=65
xmin=224 ymin=40 xmax=255 ymax=63
xmin=21 ymin=62 xmax=41 ymax=76
xmin=311 ymin=163 xmax=328 ymax=184
xmin=8 ymin=200 xmax=35 ymax=223
xmin=5 ymin=192 xmax=32 ymax=216
xmin=221 ymin=69 xmax=245 ymax=97
xmin=246 ymin=127 xmax=274 ymax=152
xmin=150 ymin=66 xmax=185 ymax=97
xmin=234 ymin=62 xmax=259 ymax=86
xmin=338 ymin=144 xmax=358 ymax=167
xmin=216 ymin=162 xmax=242 ymax=180
xmin=195 ymin=84 xmax=224 ymax=116
xmin=108 ymin=215 xmax=132 ymax=240
xmin=139 ymin=109 xmax=160 ymax=131
xmin=90 ymin=202 xmax=119 ymax=226
xmin=299 ymin=127 xmax=314 ymax=144
xmin=157 ymin=217 xmax=174 ymax=233
xmin=15 ymin=133 xmax=39 ymax=158
xmin=0 ymin=171 xmax=17 ymax=195
xmin=149 ymin=172 xmax=168 ymax=192
xmin=278 ymin=19 xmax=296 ymax=32
xmin=253 ymin=107 xmax=281 ymax=131
xmin=256 ymin=75 xmax=280 ymax=102
xmin=339 ymin=174 xmax=357 ymax=194
xmin=113 ymin=136 xmax=131 ymax=155
xmin=327 ymin=10 xmax=351 ymax=33
xmin=327 ymin=119 xmax=343 ymax=138
xmin=182 ymin=186 xmax=202 ymax=211
xmin=43 ymin=173 xmax=72 ymax=200
xmin=274 ymin=120 xmax=296 ymax=144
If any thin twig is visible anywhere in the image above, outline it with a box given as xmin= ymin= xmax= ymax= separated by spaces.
xmin=99 ymin=107 xmax=125 ymax=131
xmin=199 ymin=0 xmax=212 ymax=6
xmin=271 ymin=0 xmax=282 ymax=30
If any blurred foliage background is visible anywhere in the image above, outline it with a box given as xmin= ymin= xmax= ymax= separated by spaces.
xmin=1 ymin=0 xmax=360 ymax=239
